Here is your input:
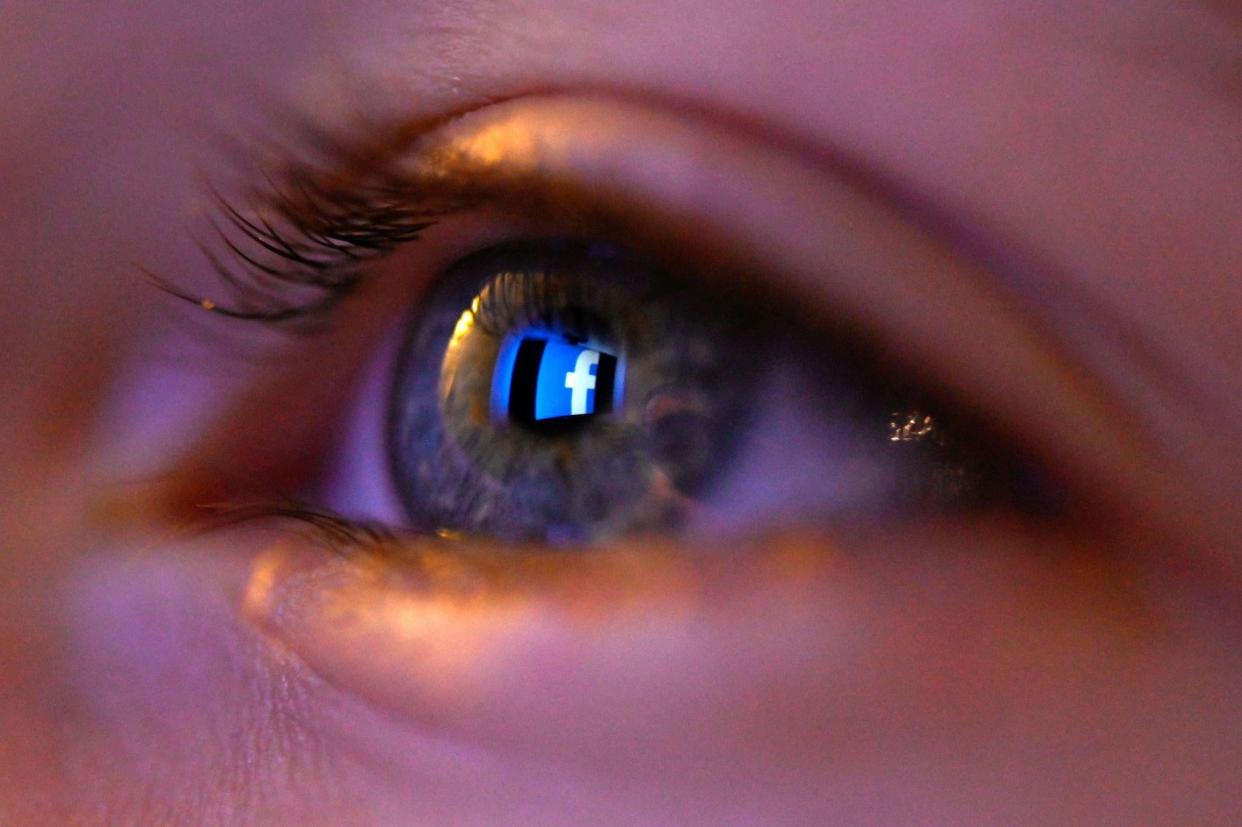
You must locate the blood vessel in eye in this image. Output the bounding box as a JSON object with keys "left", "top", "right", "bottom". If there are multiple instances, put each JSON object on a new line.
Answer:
{"left": 492, "top": 332, "right": 619, "bottom": 426}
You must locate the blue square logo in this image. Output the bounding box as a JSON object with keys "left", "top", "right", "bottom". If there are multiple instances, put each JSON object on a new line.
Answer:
{"left": 492, "top": 334, "right": 619, "bottom": 425}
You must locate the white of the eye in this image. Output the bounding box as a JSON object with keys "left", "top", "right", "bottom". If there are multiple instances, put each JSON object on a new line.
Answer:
{"left": 314, "top": 319, "right": 408, "bottom": 526}
{"left": 690, "top": 359, "right": 909, "bottom": 539}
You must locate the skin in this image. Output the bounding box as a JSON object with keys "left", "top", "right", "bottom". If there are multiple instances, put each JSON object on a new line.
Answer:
{"left": 1, "top": 0, "right": 1239, "bottom": 823}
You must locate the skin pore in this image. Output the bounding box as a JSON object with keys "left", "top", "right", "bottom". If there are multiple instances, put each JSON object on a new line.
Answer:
{"left": 0, "top": 0, "right": 1239, "bottom": 823}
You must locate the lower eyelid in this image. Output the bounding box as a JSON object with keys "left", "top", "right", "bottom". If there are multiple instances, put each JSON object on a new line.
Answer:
{"left": 238, "top": 517, "right": 1152, "bottom": 767}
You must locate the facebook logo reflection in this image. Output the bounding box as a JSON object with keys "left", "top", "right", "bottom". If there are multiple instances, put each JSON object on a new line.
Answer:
{"left": 493, "top": 334, "right": 619, "bottom": 425}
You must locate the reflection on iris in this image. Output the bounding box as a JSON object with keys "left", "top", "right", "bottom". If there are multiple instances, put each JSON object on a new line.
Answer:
{"left": 490, "top": 333, "right": 621, "bottom": 426}
{"left": 888, "top": 411, "right": 939, "bottom": 444}
{"left": 389, "top": 240, "right": 753, "bottom": 545}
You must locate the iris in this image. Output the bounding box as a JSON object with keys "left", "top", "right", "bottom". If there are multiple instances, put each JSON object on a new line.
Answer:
{"left": 388, "top": 240, "right": 753, "bottom": 544}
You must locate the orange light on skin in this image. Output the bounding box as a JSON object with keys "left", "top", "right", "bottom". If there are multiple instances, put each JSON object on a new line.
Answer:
{"left": 243, "top": 543, "right": 541, "bottom": 709}
{"left": 242, "top": 543, "right": 292, "bottom": 618}
{"left": 240, "top": 528, "right": 860, "bottom": 725}
{"left": 243, "top": 528, "right": 848, "bottom": 661}
{"left": 444, "top": 121, "right": 545, "bottom": 172}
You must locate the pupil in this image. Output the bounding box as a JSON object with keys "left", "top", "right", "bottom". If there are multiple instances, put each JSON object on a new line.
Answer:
{"left": 493, "top": 332, "right": 621, "bottom": 429}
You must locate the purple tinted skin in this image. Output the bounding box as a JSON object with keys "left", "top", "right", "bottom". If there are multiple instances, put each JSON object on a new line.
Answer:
{"left": 0, "top": 1, "right": 1240, "bottom": 824}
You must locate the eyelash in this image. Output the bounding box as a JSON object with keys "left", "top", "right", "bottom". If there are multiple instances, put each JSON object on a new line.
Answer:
{"left": 150, "top": 127, "right": 463, "bottom": 327}
{"left": 191, "top": 501, "right": 398, "bottom": 551}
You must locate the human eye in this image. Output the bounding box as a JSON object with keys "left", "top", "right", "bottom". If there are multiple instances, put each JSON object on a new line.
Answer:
{"left": 126, "top": 94, "right": 1199, "bottom": 775}
{"left": 150, "top": 94, "right": 1114, "bottom": 553}
{"left": 334, "top": 232, "right": 1050, "bottom": 547}
{"left": 18, "top": 2, "right": 1239, "bottom": 818}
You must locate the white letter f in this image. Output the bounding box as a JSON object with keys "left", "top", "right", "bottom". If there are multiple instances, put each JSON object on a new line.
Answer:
{"left": 564, "top": 349, "right": 600, "bottom": 415}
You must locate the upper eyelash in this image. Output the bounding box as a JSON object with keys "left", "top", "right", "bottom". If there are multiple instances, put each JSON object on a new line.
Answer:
{"left": 154, "top": 97, "right": 734, "bottom": 332}
{"left": 149, "top": 119, "right": 470, "bottom": 328}
{"left": 151, "top": 189, "right": 432, "bottom": 327}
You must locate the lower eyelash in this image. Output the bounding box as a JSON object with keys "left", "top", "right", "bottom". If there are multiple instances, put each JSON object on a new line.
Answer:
{"left": 177, "top": 501, "right": 396, "bottom": 553}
